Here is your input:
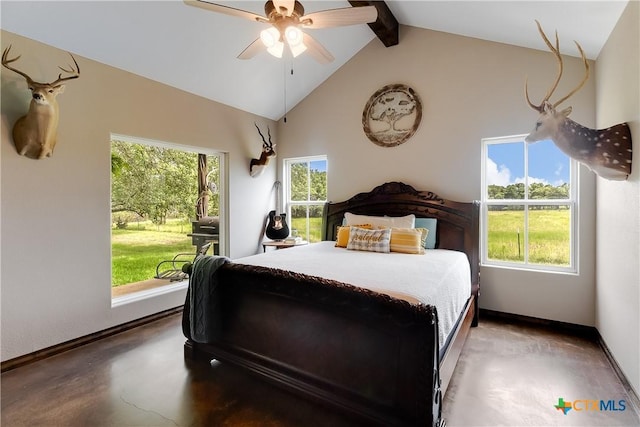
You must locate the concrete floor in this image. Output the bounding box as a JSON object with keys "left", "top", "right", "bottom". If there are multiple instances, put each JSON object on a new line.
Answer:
{"left": 2, "top": 312, "right": 638, "bottom": 426}
{"left": 443, "top": 316, "right": 639, "bottom": 426}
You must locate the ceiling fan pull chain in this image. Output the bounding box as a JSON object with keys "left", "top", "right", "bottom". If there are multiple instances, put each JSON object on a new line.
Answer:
{"left": 283, "top": 59, "right": 287, "bottom": 123}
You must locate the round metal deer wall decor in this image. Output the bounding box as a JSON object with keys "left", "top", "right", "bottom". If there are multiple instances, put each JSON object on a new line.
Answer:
{"left": 524, "top": 21, "right": 632, "bottom": 181}
{"left": 362, "top": 84, "right": 422, "bottom": 147}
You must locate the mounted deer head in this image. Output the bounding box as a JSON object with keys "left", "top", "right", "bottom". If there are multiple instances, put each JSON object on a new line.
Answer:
{"left": 2, "top": 45, "right": 80, "bottom": 159}
{"left": 250, "top": 123, "right": 276, "bottom": 177}
{"left": 525, "top": 21, "right": 632, "bottom": 181}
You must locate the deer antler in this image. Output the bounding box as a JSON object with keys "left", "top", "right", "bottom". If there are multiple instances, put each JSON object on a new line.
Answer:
{"left": 552, "top": 41, "right": 589, "bottom": 108}
{"left": 255, "top": 122, "right": 268, "bottom": 147}
{"left": 2, "top": 45, "right": 80, "bottom": 86}
{"left": 525, "top": 20, "right": 590, "bottom": 112}
{"left": 266, "top": 126, "right": 273, "bottom": 148}
{"left": 51, "top": 52, "right": 80, "bottom": 86}
{"left": 525, "top": 20, "right": 563, "bottom": 112}
{"left": 255, "top": 123, "right": 273, "bottom": 148}
{"left": 1, "top": 45, "right": 34, "bottom": 84}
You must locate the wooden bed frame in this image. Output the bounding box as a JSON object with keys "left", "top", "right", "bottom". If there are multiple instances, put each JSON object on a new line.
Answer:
{"left": 183, "top": 182, "right": 480, "bottom": 427}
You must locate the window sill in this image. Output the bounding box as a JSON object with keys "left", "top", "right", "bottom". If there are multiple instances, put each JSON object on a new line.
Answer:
{"left": 481, "top": 262, "right": 578, "bottom": 276}
{"left": 111, "top": 280, "right": 188, "bottom": 308}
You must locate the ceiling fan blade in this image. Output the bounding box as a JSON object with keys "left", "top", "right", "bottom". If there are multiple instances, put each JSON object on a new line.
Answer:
{"left": 302, "top": 33, "right": 334, "bottom": 64}
{"left": 237, "top": 38, "right": 265, "bottom": 60}
{"left": 272, "top": 0, "right": 296, "bottom": 17}
{"left": 301, "top": 5, "right": 377, "bottom": 29}
{"left": 183, "top": 0, "right": 267, "bottom": 23}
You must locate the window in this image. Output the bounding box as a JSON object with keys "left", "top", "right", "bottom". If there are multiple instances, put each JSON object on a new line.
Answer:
{"left": 284, "top": 156, "right": 327, "bottom": 243}
{"left": 481, "top": 135, "right": 577, "bottom": 272}
{"left": 110, "top": 134, "right": 226, "bottom": 300}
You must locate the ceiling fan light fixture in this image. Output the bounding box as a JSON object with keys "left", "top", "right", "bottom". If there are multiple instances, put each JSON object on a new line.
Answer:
{"left": 289, "top": 41, "right": 307, "bottom": 57}
{"left": 260, "top": 27, "right": 284, "bottom": 58}
{"left": 260, "top": 27, "right": 280, "bottom": 48}
{"left": 267, "top": 41, "right": 285, "bottom": 58}
{"left": 185, "top": 0, "right": 378, "bottom": 64}
{"left": 284, "top": 25, "right": 303, "bottom": 46}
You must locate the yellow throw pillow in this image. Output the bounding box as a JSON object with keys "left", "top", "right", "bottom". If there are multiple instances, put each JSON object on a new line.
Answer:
{"left": 416, "top": 227, "right": 429, "bottom": 248}
{"left": 390, "top": 227, "right": 427, "bottom": 254}
{"left": 335, "top": 224, "right": 373, "bottom": 247}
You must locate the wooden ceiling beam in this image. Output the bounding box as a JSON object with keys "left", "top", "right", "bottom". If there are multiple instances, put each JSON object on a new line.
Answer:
{"left": 348, "top": 1, "right": 399, "bottom": 47}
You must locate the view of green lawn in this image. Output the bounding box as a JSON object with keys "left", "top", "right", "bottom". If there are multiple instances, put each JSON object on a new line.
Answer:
{"left": 290, "top": 216, "right": 323, "bottom": 242}
{"left": 112, "top": 210, "right": 570, "bottom": 286}
{"left": 487, "top": 209, "right": 570, "bottom": 265}
{"left": 111, "top": 219, "right": 194, "bottom": 286}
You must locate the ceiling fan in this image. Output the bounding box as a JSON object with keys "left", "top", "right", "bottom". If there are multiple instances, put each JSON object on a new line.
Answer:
{"left": 184, "top": 0, "right": 378, "bottom": 64}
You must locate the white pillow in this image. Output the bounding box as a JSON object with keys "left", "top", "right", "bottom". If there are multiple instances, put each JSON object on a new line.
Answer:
{"left": 386, "top": 214, "right": 415, "bottom": 228}
{"left": 344, "top": 212, "right": 391, "bottom": 228}
{"left": 344, "top": 212, "right": 415, "bottom": 228}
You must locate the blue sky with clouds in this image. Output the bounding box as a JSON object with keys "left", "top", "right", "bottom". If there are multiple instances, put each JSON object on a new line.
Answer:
{"left": 487, "top": 139, "right": 569, "bottom": 186}
{"left": 310, "top": 159, "right": 327, "bottom": 172}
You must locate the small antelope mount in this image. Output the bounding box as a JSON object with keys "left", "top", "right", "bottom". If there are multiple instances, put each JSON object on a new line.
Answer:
{"left": 2, "top": 45, "right": 80, "bottom": 160}
{"left": 250, "top": 123, "right": 276, "bottom": 177}
{"left": 525, "top": 21, "right": 632, "bottom": 181}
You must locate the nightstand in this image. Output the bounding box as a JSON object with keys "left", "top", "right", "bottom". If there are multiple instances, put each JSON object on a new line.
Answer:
{"left": 262, "top": 240, "right": 308, "bottom": 252}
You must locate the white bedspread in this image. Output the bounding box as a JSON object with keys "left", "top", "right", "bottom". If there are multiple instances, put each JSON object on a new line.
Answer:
{"left": 234, "top": 241, "right": 471, "bottom": 348}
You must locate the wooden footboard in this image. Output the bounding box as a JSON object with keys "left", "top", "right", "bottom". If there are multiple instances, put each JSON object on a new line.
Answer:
{"left": 184, "top": 263, "right": 457, "bottom": 427}
{"left": 183, "top": 182, "right": 479, "bottom": 427}
{"left": 440, "top": 295, "right": 475, "bottom": 396}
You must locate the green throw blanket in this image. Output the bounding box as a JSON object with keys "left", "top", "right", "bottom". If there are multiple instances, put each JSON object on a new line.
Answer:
{"left": 189, "top": 255, "right": 230, "bottom": 343}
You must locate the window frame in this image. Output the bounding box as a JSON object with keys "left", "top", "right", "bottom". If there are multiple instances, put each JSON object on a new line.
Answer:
{"left": 283, "top": 155, "right": 328, "bottom": 243}
{"left": 480, "top": 134, "right": 579, "bottom": 274}
{"left": 110, "top": 133, "right": 228, "bottom": 305}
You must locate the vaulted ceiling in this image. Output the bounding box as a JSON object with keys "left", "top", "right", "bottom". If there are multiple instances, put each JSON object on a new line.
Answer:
{"left": 1, "top": 1, "right": 629, "bottom": 121}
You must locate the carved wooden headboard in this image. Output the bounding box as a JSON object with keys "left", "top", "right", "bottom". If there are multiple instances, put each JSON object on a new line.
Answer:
{"left": 322, "top": 181, "right": 480, "bottom": 289}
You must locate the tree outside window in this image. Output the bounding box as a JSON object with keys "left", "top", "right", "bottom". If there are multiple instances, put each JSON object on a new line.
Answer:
{"left": 111, "top": 136, "right": 223, "bottom": 291}
{"left": 285, "top": 156, "right": 327, "bottom": 243}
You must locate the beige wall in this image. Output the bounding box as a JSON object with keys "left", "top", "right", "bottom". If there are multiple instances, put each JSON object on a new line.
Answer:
{"left": 1, "top": 31, "right": 277, "bottom": 361}
{"left": 4, "top": 14, "right": 635, "bottom": 388}
{"left": 595, "top": 1, "right": 640, "bottom": 396}
{"left": 278, "top": 25, "right": 598, "bottom": 327}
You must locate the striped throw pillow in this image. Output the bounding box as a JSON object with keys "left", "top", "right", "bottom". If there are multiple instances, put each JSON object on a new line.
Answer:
{"left": 390, "top": 228, "right": 427, "bottom": 254}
